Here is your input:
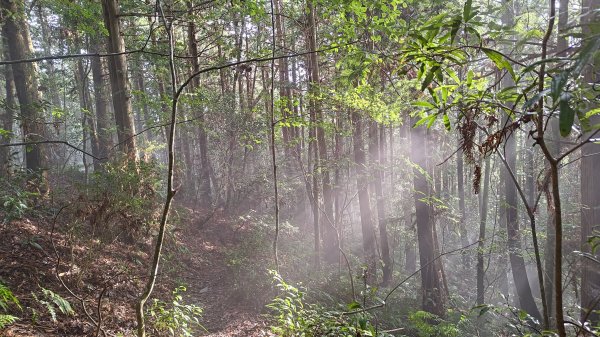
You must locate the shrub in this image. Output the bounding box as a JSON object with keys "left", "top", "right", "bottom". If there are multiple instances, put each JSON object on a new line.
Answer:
{"left": 267, "top": 271, "right": 390, "bottom": 337}
{"left": 147, "top": 286, "right": 204, "bottom": 337}
{"left": 0, "top": 283, "right": 20, "bottom": 329}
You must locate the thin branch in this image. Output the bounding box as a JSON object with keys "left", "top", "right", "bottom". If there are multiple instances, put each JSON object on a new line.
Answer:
{"left": 0, "top": 140, "right": 105, "bottom": 161}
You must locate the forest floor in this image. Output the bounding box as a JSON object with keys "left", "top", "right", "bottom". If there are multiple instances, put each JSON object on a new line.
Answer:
{"left": 0, "top": 206, "right": 275, "bottom": 336}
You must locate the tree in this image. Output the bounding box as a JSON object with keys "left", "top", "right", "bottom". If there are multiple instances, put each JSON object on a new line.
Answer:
{"left": 580, "top": 0, "right": 600, "bottom": 326}
{"left": 101, "top": 0, "right": 137, "bottom": 160}
{"left": 352, "top": 109, "right": 377, "bottom": 285}
{"left": 1, "top": 0, "right": 47, "bottom": 182}
{"left": 411, "top": 122, "right": 446, "bottom": 317}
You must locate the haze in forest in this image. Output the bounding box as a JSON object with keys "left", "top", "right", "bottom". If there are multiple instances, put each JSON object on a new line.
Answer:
{"left": 0, "top": 0, "right": 599, "bottom": 336}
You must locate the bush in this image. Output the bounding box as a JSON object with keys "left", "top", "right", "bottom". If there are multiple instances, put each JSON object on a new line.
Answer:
{"left": 0, "top": 173, "right": 39, "bottom": 224}
{"left": 267, "top": 271, "right": 391, "bottom": 337}
{"left": 147, "top": 286, "right": 204, "bottom": 337}
{"left": 77, "top": 159, "right": 162, "bottom": 242}
{"left": 0, "top": 283, "right": 20, "bottom": 329}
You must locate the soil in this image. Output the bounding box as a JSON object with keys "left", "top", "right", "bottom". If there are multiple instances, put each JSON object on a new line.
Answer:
{"left": 0, "top": 206, "right": 275, "bottom": 336}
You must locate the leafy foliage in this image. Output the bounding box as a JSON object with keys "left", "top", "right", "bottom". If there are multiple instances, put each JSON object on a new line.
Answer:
{"left": 0, "top": 283, "right": 20, "bottom": 329}
{"left": 267, "top": 271, "right": 390, "bottom": 337}
{"left": 31, "top": 288, "right": 74, "bottom": 323}
{"left": 147, "top": 286, "right": 204, "bottom": 337}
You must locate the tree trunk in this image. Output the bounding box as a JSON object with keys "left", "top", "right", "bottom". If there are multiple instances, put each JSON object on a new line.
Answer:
{"left": 1, "top": 0, "right": 47, "bottom": 182}
{"left": 369, "top": 120, "right": 392, "bottom": 285}
{"left": 186, "top": 8, "right": 212, "bottom": 207}
{"left": 580, "top": 0, "right": 600, "bottom": 326}
{"left": 306, "top": 0, "right": 337, "bottom": 263}
{"left": 101, "top": 0, "right": 137, "bottom": 160}
{"left": 90, "top": 38, "right": 113, "bottom": 168}
{"left": 410, "top": 123, "right": 446, "bottom": 317}
{"left": 476, "top": 157, "right": 490, "bottom": 305}
{"left": 504, "top": 126, "right": 541, "bottom": 320}
{"left": 0, "top": 36, "right": 15, "bottom": 176}
{"left": 457, "top": 148, "right": 470, "bottom": 268}
{"left": 351, "top": 110, "right": 377, "bottom": 285}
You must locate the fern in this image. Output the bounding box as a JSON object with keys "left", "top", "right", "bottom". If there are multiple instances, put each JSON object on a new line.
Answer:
{"left": 0, "top": 283, "right": 20, "bottom": 329}
{"left": 0, "top": 314, "right": 19, "bottom": 329}
{"left": 41, "top": 288, "right": 74, "bottom": 316}
{"left": 32, "top": 288, "right": 74, "bottom": 322}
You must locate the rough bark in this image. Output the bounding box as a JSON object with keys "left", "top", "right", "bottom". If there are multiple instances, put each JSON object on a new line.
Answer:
{"left": 1, "top": 0, "right": 47, "bottom": 179}
{"left": 0, "top": 35, "right": 15, "bottom": 176}
{"left": 410, "top": 124, "right": 446, "bottom": 317}
{"left": 101, "top": 0, "right": 137, "bottom": 160}
{"left": 90, "top": 38, "right": 113, "bottom": 167}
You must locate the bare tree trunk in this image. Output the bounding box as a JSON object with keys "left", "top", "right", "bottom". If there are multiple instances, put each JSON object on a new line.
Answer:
{"left": 306, "top": 0, "right": 337, "bottom": 263}
{"left": 1, "top": 0, "right": 47, "bottom": 185}
{"left": 580, "top": 0, "right": 600, "bottom": 326}
{"left": 352, "top": 110, "right": 377, "bottom": 285}
{"left": 101, "top": 0, "right": 137, "bottom": 160}
{"left": 90, "top": 38, "right": 113, "bottom": 168}
{"left": 411, "top": 124, "right": 446, "bottom": 317}
{"left": 369, "top": 121, "right": 392, "bottom": 285}
{"left": 476, "top": 157, "right": 490, "bottom": 305}
{"left": 0, "top": 37, "right": 15, "bottom": 176}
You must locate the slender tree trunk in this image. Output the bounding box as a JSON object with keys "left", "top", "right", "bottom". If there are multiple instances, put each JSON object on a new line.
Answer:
{"left": 476, "top": 157, "right": 490, "bottom": 305}
{"left": 457, "top": 148, "right": 470, "bottom": 268}
{"left": 306, "top": 0, "right": 337, "bottom": 263}
{"left": 411, "top": 123, "right": 446, "bottom": 317}
{"left": 0, "top": 37, "right": 15, "bottom": 176}
{"left": 369, "top": 121, "right": 392, "bottom": 285}
{"left": 90, "top": 38, "right": 112, "bottom": 168}
{"left": 186, "top": 8, "right": 212, "bottom": 207}
{"left": 504, "top": 126, "right": 541, "bottom": 320}
{"left": 352, "top": 110, "right": 377, "bottom": 285}
{"left": 101, "top": 0, "right": 137, "bottom": 160}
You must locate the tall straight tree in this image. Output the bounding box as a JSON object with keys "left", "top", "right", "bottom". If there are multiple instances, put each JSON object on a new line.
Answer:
{"left": 351, "top": 109, "right": 377, "bottom": 284}
{"left": 410, "top": 122, "right": 446, "bottom": 317}
{"left": 1, "top": 0, "right": 46, "bottom": 180}
{"left": 186, "top": 1, "right": 212, "bottom": 206}
{"left": 306, "top": 0, "right": 337, "bottom": 263}
{"left": 101, "top": 0, "right": 137, "bottom": 160}
{"left": 90, "top": 38, "right": 113, "bottom": 167}
{"left": 369, "top": 120, "right": 392, "bottom": 285}
{"left": 0, "top": 34, "right": 15, "bottom": 176}
{"left": 580, "top": 0, "right": 600, "bottom": 325}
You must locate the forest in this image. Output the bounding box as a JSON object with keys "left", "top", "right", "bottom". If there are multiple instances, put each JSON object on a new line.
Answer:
{"left": 0, "top": 0, "right": 598, "bottom": 335}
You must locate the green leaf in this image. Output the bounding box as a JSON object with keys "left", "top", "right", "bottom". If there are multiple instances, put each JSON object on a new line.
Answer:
{"left": 559, "top": 93, "right": 575, "bottom": 137}
{"left": 443, "top": 113, "right": 451, "bottom": 130}
{"left": 450, "top": 17, "right": 462, "bottom": 44}
{"left": 550, "top": 72, "right": 569, "bottom": 101}
{"left": 421, "top": 65, "right": 440, "bottom": 91}
{"left": 414, "top": 101, "right": 436, "bottom": 109}
{"left": 463, "top": 0, "right": 473, "bottom": 22}
{"left": 347, "top": 301, "right": 361, "bottom": 310}
{"left": 482, "top": 48, "right": 515, "bottom": 80}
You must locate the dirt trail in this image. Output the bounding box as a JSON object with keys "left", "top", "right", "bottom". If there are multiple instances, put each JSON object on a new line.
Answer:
{"left": 169, "top": 209, "right": 274, "bottom": 337}
{"left": 0, "top": 208, "right": 275, "bottom": 336}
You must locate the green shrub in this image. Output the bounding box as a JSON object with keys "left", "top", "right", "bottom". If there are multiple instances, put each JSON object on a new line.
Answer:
{"left": 267, "top": 271, "right": 390, "bottom": 337}
{"left": 147, "top": 286, "right": 204, "bottom": 337}
{"left": 80, "top": 159, "right": 162, "bottom": 242}
{"left": 0, "top": 283, "right": 20, "bottom": 329}
{"left": 407, "top": 310, "right": 460, "bottom": 337}
{"left": 0, "top": 174, "right": 39, "bottom": 224}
